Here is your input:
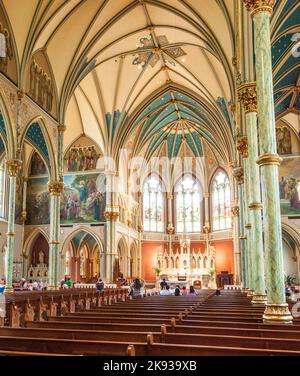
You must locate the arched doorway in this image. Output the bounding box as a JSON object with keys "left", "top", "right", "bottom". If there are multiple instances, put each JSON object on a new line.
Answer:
{"left": 129, "top": 242, "right": 138, "bottom": 278}
{"left": 114, "top": 237, "right": 127, "bottom": 282}
{"left": 27, "top": 233, "right": 49, "bottom": 282}
{"left": 61, "top": 229, "right": 104, "bottom": 283}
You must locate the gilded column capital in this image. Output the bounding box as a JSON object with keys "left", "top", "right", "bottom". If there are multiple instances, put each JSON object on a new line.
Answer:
{"left": 104, "top": 211, "right": 119, "bottom": 221}
{"left": 48, "top": 181, "right": 64, "bottom": 196}
{"left": 23, "top": 176, "right": 29, "bottom": 183}
{"left": 231, "top": 205, "right": 240, "bottom": 217}
{"left": 238, "top": 82, "right": 257, "bottom": 113}
{"left": 236, "top": 136, "right": 248, "bottom": 158}
{"left": 203, "top": 225, "right": 211, "bottom": 234}
{"left": 257, "top": 153, "right": 282, "bottom": 167}
{"left": 21, "top": 210, "right": 27, "bottom": 224}
{"left": 57, "top": 124, "right": 66, "bottom": 133}
{"left": 6, "top": 159, "right": 22, "bottom": 177}
{"left": 232, "top": 166, "right": 244, "bottom": 185}
{"left": 245, "top": 223, "right": 252, "bottom": 229}
{"left": 243, "top": 0, "right": 275, "bottom": 16}
{"left": 167, "top": 194, "right": 173, "bottom": 200}
{"left": 137, "top": 224, "right": 143, "bottom": 233}
{"left": 203, "top": 192, "right": 210, "bottom": 198}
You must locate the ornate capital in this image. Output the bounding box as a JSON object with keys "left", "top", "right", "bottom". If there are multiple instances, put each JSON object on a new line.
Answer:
{"left": 137, "top": 224, "right": 143, "bottom": 233}
{"left": 257, "top": 153, "right": 282, "bottom": 167}
{"left": 238, "top": 82, "right": 257, "bottom": 113}
{"left": 57, "top": 124, "right": 66, "bottom": 133}
{"left": 231, "top": 205, "right": 240, "bottom": 217}
{"left": 236, "top": 136, "right": 248, "bottom": 158}
{"left": 203, "top": 225, "right": 211, "bottom": 234}
{"left": 6, "top": 159, "right": 22, "bottom": 177}
{"left": 167, "top": 223, "right": 174, "bottom": 235}
{"left": 232, "top": 166, "right": 244, "bottom": 185}
{"left": 203, "top": 192, "right": 210, "bottom": 198}
{"left": 104, "top": 211, "right": 119, "bottom": 221}
{"left": 48, "top": 181, "right": 64, "bottom": 196}
{"left": 167, "top": 194, "right": 173, "bottom": 200}
{"left": 243, "top": 0, "right": 275, "bottom": 16}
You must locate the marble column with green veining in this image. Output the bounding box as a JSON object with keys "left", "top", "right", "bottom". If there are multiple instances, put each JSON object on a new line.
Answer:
{"left": 48, "top": 181, "right": 64, "bottom": 289}
{"left": 4, "top": 160, "right": 22, "bottom": 292}
{"left": 238, "top": 82, "right": 267, "bottom": 304}
{"left": 238, "top": 184, "right": 246, "bottom": 287}
{"left": 243, "top": 0, "right": 292, "bottom": 322}
{"left": 105, "top": 172, "right": 119, "bottom": 283}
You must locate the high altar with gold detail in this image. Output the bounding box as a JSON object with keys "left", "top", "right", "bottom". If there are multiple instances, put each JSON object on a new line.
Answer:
{"left": 156, "top": 236, "right": 217, "bottom": 289}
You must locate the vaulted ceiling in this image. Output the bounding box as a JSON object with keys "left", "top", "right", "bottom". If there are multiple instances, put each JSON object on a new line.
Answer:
{"left": 1, "top": 0, "right": 298, "bottom": 164}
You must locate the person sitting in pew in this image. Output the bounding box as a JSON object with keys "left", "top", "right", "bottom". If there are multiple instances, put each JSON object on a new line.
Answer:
{"left": 181, "top": 286, "right": 187, "bottom": 295}
{"left": 215, "top": 288, "right": 221, "bottom": 296}
{"left": 96, "top": 278, "right": 105, "bottom": 294}
{"left": 188, "top": 286, "right": 198, "bottom": 296}
{"left": 129, "top": 278, "right": 144, "bottom": 299}
{"left": 0, "top": 278, "right": 5, "bottom": 294}
{"left": 174, "top": 285, "right": 181, "bottom": 296}
{"left": 160, "top": 285, "right": 173, "bottom": 296}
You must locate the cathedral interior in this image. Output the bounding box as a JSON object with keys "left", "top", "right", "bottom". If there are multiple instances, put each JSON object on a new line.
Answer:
{"left": 0, "top": 0, "right": 299, "bottom": 358}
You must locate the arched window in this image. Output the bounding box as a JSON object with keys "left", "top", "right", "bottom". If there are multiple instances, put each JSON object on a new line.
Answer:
{"left": 0, "top": 159, "right": 7, "bottom": 219}
{"left": 143, "top": 175, "right": 164, "bottom": 232}
{"left": 211, "top": 170, "right": 231, "bottom": 231}
{"left": 175, "top": 175, "right": 201, "bottom": 233}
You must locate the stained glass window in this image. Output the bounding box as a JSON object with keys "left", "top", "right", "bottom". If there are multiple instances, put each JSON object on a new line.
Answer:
{"left": 0, "top": 159, "right": 7, "bottom": 219}
{"left": 143, "top": 175, "right": 164, "bottom": 232}
{"left": 211, "top": 170, "right": 231, "bottom": 231}
{"left": 175, "top": 175, "right": 201, "bottom": 233}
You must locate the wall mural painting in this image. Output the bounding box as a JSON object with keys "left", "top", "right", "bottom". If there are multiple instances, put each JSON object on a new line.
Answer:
{"left": 30, "top": 152, "right": 47, "bottom": 176}
{"left": 61, "top": 173, "right": 106, "bottom": 224}
{"left": 26, "top": 173, "right": 107, "bottom": 225}
{"left": 276, "top": 126, "right": 292, "bottom": 155}
{"left": 15, "top": 170, "right": 23, "bottom": 225}
{"left": 279, "top": 157, "right": 300, "bottom": 216}
{"left": 29, "top": 59, "right": 53, "bottom": 112}
{"left": 26, "top": 177, "right": 50, "bottom": 225}
{"left": 65, "top": 145, "right": 100, "bottom": 172}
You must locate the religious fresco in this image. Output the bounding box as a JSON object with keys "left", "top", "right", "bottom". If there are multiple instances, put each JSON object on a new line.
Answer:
{"left": 65, "top": 145, "right": 99, "bottom": 172}
{"left": 14, "top": 170, "right": 23, "bottom": 225}
{"left": 30, "top": 152, "right": 47, "bottom": 176}
{"left": 276, "top": 125, "right": 292, "bottom": 155}
{"left": 61, "top": 173, "right": 106, "bottom": 224}
{"left": 279, "top": 157, "right": 300, "bottom": 216}
{"left": 26, "top": 177, "right": 50, "bottom": 225}
{"left": 26, "top": 173, "right": 107, "bottom": 225}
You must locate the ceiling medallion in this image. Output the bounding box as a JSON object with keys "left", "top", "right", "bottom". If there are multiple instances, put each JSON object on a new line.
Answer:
{"left": 132, "top": 35, "right": 186, "bottom": 68}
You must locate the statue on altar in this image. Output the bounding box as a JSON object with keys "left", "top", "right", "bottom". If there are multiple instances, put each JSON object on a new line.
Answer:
{"left": 38, "top": 250, "right": 44, "bottom": 265}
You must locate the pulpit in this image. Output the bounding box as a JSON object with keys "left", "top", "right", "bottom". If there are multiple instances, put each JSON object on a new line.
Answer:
{"left": 216, "top": 271, "right": 233, "bottom": 288}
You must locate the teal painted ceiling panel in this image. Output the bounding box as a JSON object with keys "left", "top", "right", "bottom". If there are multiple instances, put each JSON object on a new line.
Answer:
{"left": 26, "top": 123, "right": 49, "bottom": 163}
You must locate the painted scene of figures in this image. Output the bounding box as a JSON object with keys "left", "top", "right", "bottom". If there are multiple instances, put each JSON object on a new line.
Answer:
{"left": 61, "top": 173, "right": 106, "bottom": 223}
{"left": 279, "top": 157, "right": 300, "bottom": 215}
{"left": 30, "top": 152, "right": 47, "bottom": 176}
{"left": 276, "top": 126, "right": 292, "bottom": 155}
{"left": 26, "top": 177, "right": 50, "bottom": 225}
{"left": 65, "top": 145, "right": 100, "bottom": 172}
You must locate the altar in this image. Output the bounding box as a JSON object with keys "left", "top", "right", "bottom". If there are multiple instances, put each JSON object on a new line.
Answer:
{"left": 156, "top": 236, "right": 216, "bottom": 289}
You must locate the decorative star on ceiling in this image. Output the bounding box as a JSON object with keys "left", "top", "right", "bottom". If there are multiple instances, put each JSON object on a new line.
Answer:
{"left": 132, "top": 35, "right": 186, "bottom": 68}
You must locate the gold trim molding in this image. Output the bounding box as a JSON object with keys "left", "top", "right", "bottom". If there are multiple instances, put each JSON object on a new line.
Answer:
{"left": 231, "top": 206, "right": 240, "bottom": 217}
{"left": 249, "top": 202, "right": 263, "bottom": 210}
{"left": 104, "top": 211, "right": 119, "bottom": 221}
{"left": 245, "top": 223, "right": 252, "bottom": 229}
{"left": 238, "top": 82, "right": 257, "bottom": 113}
{"left": 257, "top": 153, "right": 282, "bottom": 167}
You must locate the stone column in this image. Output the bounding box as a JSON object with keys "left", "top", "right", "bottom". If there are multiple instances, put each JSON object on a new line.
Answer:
{"left": 243, "top": 0, "right": 292, "bottom": 323}
{"left": 231, "top": 204, "right": 241, "bottom": 285}
{"left": 104, "top": 171, "right": 119, "bottom": 283}
{"left": 4, "top": 160, "right": 22, "bottom": 292}
{"left": 233, "top": 167, "right": 247, "bottom": 288}
{"left": 48, "top": 181, "right": 64, "bottom": 289}
{"left": 21, "top": 177, "right": 28, "bottom": 225}
{"left": 238, "top": 82, "right": 267, "bottom": 305}
{"left": 166, "top": 194, "right": 174, "bottom": 252}
{"left": 203, "top": 192, "right": 210, "bottom": 230}
{"left": 57, "top": 125, "right": 66, "bottom": 179}
{"left": 137, "top": 226, "right": 142, "bottom": 278}
{"left": 236, "top": 139, "right": 254, "bottom": 295}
